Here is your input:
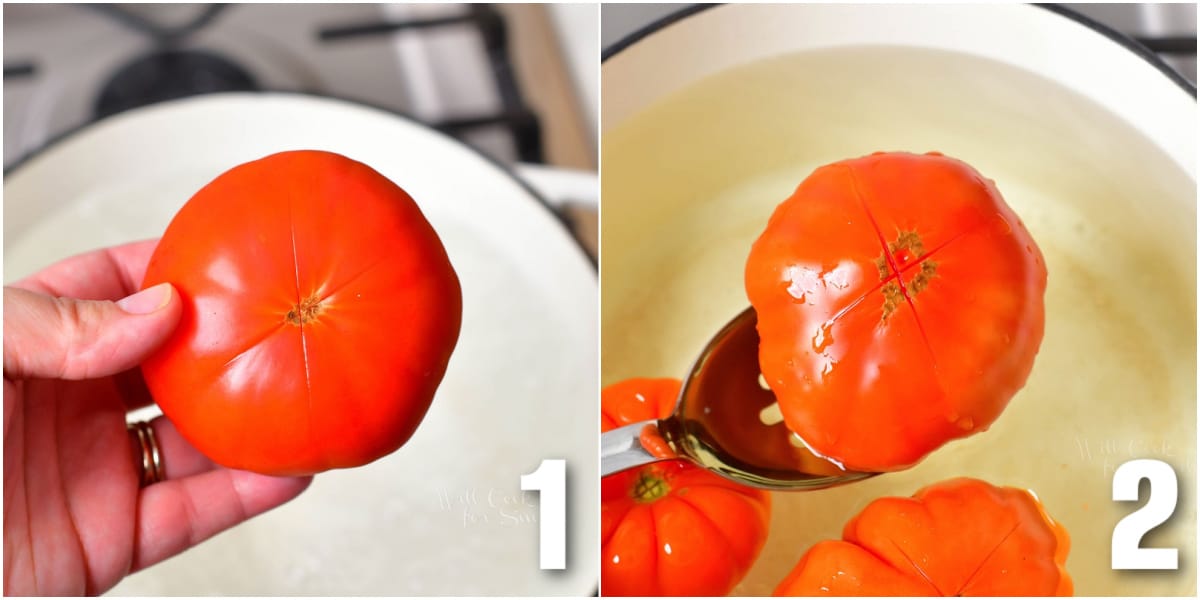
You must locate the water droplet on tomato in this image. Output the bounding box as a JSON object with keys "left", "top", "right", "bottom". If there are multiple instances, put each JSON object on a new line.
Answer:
{"left": 663, "top": 543, "right": 673, "bottom": 555}
{"left": 956, "top": 416, "right": 974, "bottom": 430}
{"left": 785, "top": 265, "right": 820, "bottom": 302}
{"left": 822, "top": 262, "right": 854, "bottom": 290}
{"left": 812, "top": 322, "right": 834, "bottom": 352}
{"left": 612, "top": 554, "right": 620, "bottom": 564}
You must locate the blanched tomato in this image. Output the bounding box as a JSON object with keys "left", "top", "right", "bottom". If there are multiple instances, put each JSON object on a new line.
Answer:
{"left": 745, "top": 152, "right": 1046, "bottom": 472}
{"left": 142, "top": 150, "right": 462, "bottom": 476}
{"left": 774, "top": 477, "right": 1072, "bottom": 596}
{"left": 601, "top": 378, "right": 771, "bottom": 596}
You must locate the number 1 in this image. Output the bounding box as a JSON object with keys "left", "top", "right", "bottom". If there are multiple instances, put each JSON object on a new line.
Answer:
{"left": 521, "top": 459, "right": 566, "bottom": 570}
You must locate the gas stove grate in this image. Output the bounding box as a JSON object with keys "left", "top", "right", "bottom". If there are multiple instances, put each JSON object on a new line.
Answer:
{"left": 316, "top": 5, "right": 544, "bottom": 163}
{"left": 2, "top": 3, "right": 546, "bottom": 167}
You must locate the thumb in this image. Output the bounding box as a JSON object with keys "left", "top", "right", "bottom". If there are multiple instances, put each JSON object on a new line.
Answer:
{"left": 3, "top": 283, "right": 182, "bottom": 380}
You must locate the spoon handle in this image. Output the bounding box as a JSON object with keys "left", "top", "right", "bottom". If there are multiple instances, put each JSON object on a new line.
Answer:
{"left": 601, "top": 421, "right": 672, "bottom": 476}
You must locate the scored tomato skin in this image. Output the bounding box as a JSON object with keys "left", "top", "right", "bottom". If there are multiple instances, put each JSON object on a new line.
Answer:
{"left": 141, "top": 150, "right": 462, "bottom": 476}
{"left": 774, "top": 477, "right": 1073, "bottom": 596}
{"left": 745, "top": 151, "right": 1047, "bottom": 472}
{"left": 601, "top": 378, "right": 771, "bottom": 597}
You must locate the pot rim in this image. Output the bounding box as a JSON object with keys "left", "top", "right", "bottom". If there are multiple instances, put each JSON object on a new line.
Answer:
{"left": 602, "top": 3, "right": 1195, "bottom": 99}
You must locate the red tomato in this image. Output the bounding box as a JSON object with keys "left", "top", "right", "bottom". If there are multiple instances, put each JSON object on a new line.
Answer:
{"left": 142, "top": 150, "right": 462, "bottom": 476}
{"left": 745, "top": 152, "right": 1046, "bottom": 472}
{"left": 774, "top": 477, "right": 1072, "bottom": 596}
{"left": 601, "top": 378, "right": 771, "bottom": 596}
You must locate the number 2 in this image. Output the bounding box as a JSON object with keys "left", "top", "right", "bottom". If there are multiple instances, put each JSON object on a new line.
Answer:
{"left": 521, "top": 459, "right": 566, "bottom": 570}
{"left": 1111, "top": 459, "right": 1178, "bottom": 570}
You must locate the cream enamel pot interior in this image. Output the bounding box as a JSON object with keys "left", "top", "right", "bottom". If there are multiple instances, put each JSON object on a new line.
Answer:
{"left": 602, "top": 4, "right": 1195, "bottom": 596}
{"left": 4, "top": 93, "right": 597, "bottom": 595}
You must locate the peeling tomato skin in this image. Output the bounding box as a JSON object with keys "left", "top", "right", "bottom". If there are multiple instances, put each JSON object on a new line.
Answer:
{"left": 142, "top": 150, "right": 462, "bottom": 476}
{"left": 774, "top": 478, "right": 1072, "bottom": 597}
{"left": 746, "top": 152, "right": 1047, "bottom": 472}
{"left": 601, "top": 378, "right": 772, "bottom": 597}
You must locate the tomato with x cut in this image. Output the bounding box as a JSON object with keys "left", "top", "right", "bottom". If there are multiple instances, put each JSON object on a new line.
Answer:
{"left": 142, "top": 150, "right": 462, "bottom": 476}
{"left": 745, "top": 151, "right": 1046, "bottom": 472}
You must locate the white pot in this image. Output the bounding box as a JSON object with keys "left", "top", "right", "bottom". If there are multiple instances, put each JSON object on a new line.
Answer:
{"left": 602, "top": 4, "right": 1194, "bottom": 595}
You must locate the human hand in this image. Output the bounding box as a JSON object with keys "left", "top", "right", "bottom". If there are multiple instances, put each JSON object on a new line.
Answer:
{"left": 3, "top": 240, "right": 312, "bottom": 595}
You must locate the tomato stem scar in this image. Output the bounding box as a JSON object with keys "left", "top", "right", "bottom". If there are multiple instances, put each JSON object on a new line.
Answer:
{"left": 633, "top": 471, "right": 669, "bottom": 503}
{"left": 877, "top": 231, "right": 938, "bottom": 321}
{"left": 286, "top": 294, "right": 324, "bottom": 326}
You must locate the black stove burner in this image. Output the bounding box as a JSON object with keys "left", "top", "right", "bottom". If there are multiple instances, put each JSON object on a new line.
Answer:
{"left": 94, "top": 49, "right": 257, "bottom": 120}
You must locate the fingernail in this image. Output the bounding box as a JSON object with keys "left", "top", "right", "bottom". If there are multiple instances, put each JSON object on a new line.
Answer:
{"left": 117, "top": 283, "right": 173, "bottom": 315}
